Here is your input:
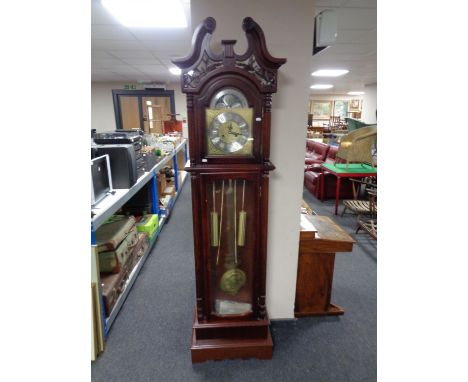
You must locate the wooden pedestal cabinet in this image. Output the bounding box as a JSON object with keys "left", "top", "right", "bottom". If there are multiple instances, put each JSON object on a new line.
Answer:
{"left": 295, "top": 214, "right": 355, "bottom": 317}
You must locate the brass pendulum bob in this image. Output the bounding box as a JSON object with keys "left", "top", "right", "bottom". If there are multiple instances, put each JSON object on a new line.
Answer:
{"left": 220, "top": 179, "right": 247, "bottom": 295}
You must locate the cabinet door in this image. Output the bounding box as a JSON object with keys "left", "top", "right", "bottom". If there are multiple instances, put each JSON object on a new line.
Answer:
{"left": 201, "top": 173, "right": 260, "bottom": 318}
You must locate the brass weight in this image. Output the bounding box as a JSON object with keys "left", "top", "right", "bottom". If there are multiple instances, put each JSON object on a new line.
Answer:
{"left": 210, "top": 183, "right": 219, "bottom": 246}
{"left": 237, "top": 180, "right": 246, "bottom": 246}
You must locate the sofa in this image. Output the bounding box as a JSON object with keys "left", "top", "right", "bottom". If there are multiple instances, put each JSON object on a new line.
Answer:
{"left": 304, "top": 141, "right": 354, "bottom": 200}
{"left": 305, "top": 140, "right": 329, "bottom": 165}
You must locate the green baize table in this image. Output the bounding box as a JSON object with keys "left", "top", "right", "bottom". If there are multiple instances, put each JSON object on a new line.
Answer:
{"left": 320, "top": 163, "right": 377, "bottom": 215}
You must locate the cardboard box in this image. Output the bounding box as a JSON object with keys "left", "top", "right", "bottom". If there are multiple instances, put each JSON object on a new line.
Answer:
{"left": 162, "top": 185, "right": 176, "bottom": 196}
{"left": 157, "top": 174, "right": 167, "bottom": 196}
{"left": 136, "top": 214, "right": 159, "bottom": 239}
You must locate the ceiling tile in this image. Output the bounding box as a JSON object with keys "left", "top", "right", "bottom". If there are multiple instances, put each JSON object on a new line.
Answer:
{"left": 140, "top": 39, "right": 191, "bottom": 52}
{"left": 91, "top": 1, "right": 119, "bottom": 25}
{"left": 328, "top": 43, "right": 376, "bottom": 55}
{"left": 336, "top": 29, "right": 376, "bottom": 44}
{"left": 341, "top": 0, "right": 376, "bottom": 8}
{"left": 108, "top": 50, "right": 155, "bottom": 59}
{"left": 315, "top": 0, "right": 347, "bottom": 7}
{"left": 133, "top": 65, "right": 168, "bottom": 74}
{"left": 337, "top": 8, "right": 377, "bottom": 29}
{"left": 91, "top": 39, "right": 145, "bottom": 50}
{"left": 91, "top": 57, "right": 126, "bottom": 67}
{"left": 91, "top": 25, "right": 136, "bottom": 41}
{"left": 130, "top": 28, "right": 192, "bottom": 41}
{"left": 91, "top": 50, "right": 114, "bottom": 59}
{"left": 119, "top": 57, "right": 164, "bottom": 66}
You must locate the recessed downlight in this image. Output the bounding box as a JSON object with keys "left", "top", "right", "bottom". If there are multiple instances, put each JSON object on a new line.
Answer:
{"left": 310, "top": 84, "right": 334, "bottom": 89}
{"left": 169, "top": 67, "right": 182, "bottom": 75}
{"left": 312, "top": 69, "right": 349, "bottom": 77}
{"left": 101, "top": 0, "right": 187, "bottom": 28}
{"left": 347, "top": 91, "right": 365, "bottom": 95}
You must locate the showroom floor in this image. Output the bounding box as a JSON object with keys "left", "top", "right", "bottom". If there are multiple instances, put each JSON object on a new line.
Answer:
{"left": 91, "top": 183, "right": 377, "bottom": 382}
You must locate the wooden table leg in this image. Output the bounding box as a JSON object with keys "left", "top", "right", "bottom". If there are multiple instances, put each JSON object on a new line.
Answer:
{"left": 320, "top": 172, "right": 324, "bottom": 202}
{"left": 335, "top": 176, "right": 341, "bottom": 215}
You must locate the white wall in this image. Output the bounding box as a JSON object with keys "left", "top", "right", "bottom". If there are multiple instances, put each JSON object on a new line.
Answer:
{"left": 91, "top": 82, "right": 122, "bottom": 133}
{"left": 361, "top": 84, "right": 377, "bottom": 124}
{"left": 91, "top": 81, "right": 188, "bottom": 136}
{"left": 310, "top": 94, "right": 362, "bottom": 102}
{"left": 192, "top": 0, "right": 315, "bottom": 319}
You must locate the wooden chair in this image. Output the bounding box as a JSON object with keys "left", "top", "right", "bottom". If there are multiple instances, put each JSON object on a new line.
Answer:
{"left": 356, "top": 188, "right": 377, "bottom": 240}
{"left": 329, "top": 116, "right": 341, "bottom": 128}
{"left": 341, "top": 177, "right": 377, "bottom": 217}
{"left": 323, "top": 116, "right": 348, "bottom": 145}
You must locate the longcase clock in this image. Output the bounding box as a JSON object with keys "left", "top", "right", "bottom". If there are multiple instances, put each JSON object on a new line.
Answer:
{"left": 172, "top": 17, "right": 286, "bottom": 363}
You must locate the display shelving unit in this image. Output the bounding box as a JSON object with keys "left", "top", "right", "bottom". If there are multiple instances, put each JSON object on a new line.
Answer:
{"left": 91, "top": 139, "right": 188, "bottom": 357}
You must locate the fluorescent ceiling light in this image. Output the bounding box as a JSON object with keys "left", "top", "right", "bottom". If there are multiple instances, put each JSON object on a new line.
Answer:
{"left": 101, "top": 0, "right": 187, "bottom": 28}
{"left": 310, "top": 84, "right": 334, "bottom": 89}
{"left": 169, "top": 67, "right": 182, "bottom": 75}
{"left": 312, "top": 69, "right": 349, "bottom": 77}
{"left": 348, "top": 91, "right": 365, "bottom": 95}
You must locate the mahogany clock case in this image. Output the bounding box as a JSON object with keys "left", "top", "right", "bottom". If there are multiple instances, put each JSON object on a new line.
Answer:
{"left": 172, "top": 16, "right": 286, "bottom": 363}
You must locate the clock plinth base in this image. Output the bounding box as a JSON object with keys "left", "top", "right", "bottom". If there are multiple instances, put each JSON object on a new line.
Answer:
{"left": 191, "top": 308, "right": 273, "bottom": 363}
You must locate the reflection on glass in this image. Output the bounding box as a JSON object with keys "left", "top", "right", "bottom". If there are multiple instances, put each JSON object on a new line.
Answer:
{"left": 334, "top": 100, "right": 349, "bottom": 119}
{"left": 208, "top": 178, "right": 254, "bottom": 316}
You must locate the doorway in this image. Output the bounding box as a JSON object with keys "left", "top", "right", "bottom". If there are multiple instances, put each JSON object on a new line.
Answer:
{"left": 112, "top": 89, "right": 175, "bottom": 134}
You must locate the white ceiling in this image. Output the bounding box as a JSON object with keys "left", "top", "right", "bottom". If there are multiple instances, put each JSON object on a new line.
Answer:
{"left": 312, "top": 0, "right": 376, "bottom": 94}
{"left": 91, "top": 0, "right": 192, "bottom": 83}
{"left": 91, "top": 0, "right": 376, "bottom": 94}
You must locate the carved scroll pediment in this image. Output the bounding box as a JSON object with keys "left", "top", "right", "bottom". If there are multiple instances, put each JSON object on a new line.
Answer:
{"left": 172, "top": 17, "right": 286, "bottom": 92}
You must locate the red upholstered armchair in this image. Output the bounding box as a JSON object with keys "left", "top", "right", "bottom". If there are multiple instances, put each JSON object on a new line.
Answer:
{"left": 304, "top": 145, "right": 354, "bottom": 200}
{"left": 305, "top": 141, "right": 330, "bottom": 165}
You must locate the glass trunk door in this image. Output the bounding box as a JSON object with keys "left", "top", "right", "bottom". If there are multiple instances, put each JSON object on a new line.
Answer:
{"left": 205, "top": 175, "right": 258, "bottom": 317}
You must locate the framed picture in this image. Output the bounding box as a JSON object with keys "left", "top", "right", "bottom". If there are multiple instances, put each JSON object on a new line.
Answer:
{"left": 349, "top": 99, "right": 361, "bottom": 111}
{"left": 311, "top": 100, "right": 333, "bottom": 120}
{"left": 333, "top": 100, "right": 349, "bottom": 119}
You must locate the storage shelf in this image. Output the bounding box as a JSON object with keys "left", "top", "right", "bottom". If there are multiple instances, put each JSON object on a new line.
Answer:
{"left": 92, "top": 138, "right": 188, "bottom": 348}
{"left": 106, "top": 215, "right": 167, "bottom": 329}
{"left": 92, "top": 139, "right": 186, "bottom": 230}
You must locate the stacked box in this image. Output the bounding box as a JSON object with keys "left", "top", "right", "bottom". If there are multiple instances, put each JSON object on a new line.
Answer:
{"left": 136, "top": 214, "right": 159, "bottom": 240}
{"left": 98, "top": 227, "right": 138, "bottom": 273}
{"left": 95, "top": 215, "right": 136, "bottom": 252}
{"left": 127, "top": 232, "right": 149, "bottom": 270}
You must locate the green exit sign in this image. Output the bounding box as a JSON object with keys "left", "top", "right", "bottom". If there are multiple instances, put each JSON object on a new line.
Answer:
{"left": 124, "top": 84, "right": 137, "bottom": 90}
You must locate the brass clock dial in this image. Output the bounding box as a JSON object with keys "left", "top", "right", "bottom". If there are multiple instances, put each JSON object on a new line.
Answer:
{"left": 206, "top": 108, "right": 253, "bottom": 156}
